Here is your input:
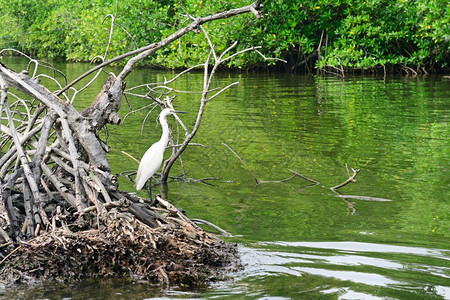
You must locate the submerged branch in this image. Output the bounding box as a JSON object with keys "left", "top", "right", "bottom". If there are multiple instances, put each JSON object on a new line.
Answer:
{"left": 222, "top": 143, "right": 317, "bottom": 185}
{"left": 191, "top": 219, "right": 232, "bottom": 237}
{"left": 222, "top": 142, "right": 260, "bottom": 184}
{"left": 288, "top": 169, "right": 320, "bottom": 185}
{"left": 334, "top": 194, "right": 393, "bottom": 202}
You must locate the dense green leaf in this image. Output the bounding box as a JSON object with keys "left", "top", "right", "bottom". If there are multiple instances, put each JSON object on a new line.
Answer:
{"left": 0, "top": 0, "right": 448, "bottom": 72}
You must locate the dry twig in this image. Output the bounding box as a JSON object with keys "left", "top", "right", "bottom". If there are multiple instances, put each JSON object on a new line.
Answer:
{"left": 330, "top": 166, "right": 360, "bottom": 191}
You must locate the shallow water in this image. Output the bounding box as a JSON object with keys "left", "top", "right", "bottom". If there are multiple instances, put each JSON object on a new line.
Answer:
{"left": 1, "top": 56, "right": 449, "bottom": 299}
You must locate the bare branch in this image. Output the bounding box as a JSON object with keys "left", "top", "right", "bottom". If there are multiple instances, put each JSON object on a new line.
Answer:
{"left": 222, "top": 142, "right": 260, "bottom": 184}
{"left": 120, "top": 150, "right": 140, "bottom": 164}
{"left": 206, "top": 82, "right": 239, "bottom": 102}
{"left": 191, "top": 218, "right": 232, "bottom": 237}
{"left": 330, "top": 167, "right": 360, "bottom": 191}
{"left": 2, "top": 91, "right": 48, "bottom": 228}
{"left": 222, "top": 143, "right": 310, "bottom": 185}
{"left": 288, "top": 169, "right": 320, "bottom": 185}
{"left": 334, "top": 194, "right": 393, "bottom": 202}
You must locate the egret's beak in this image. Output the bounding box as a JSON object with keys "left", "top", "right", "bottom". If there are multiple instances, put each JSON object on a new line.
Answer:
{"left": 173, "top": 110, "right": 188, "bottom": 114}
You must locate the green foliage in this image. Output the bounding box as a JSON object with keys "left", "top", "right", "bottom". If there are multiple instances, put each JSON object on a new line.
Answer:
{"left": 315, "top": 0, "right": 450, "bottom": 70}
{"left": 0, "top": 0, "right": 448, "bottom": 72}
{"left": 243, "top": 0, "right": 449, "bottom": 71}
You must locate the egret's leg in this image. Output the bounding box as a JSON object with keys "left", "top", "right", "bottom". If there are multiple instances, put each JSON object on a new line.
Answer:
{"left": 146, "top": 177, "right": 153, "bottom": 201}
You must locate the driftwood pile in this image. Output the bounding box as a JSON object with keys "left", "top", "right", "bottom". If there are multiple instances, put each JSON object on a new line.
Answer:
{"left": 0, "top": 196, "right": 239, "bottom": 286}
{"left": 0, "top": 62, "right": 240, "bottom": 287}
{"left": 0, "top": 1, "right": 270, "bottom": 287}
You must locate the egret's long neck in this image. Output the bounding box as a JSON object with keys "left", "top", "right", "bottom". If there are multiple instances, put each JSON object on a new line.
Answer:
{"left": 159, "top": 115, "right": 170, "bottom": 144}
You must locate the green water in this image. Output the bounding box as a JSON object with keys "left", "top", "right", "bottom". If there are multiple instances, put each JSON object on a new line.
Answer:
{"left": 1, "top": 57, "right": 449, "bottom": 299}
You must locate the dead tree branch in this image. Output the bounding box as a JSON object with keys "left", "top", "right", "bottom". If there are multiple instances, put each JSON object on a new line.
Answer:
{"left": 155, "top": 41, "right": 279, "bottom": 182}
{"left": 334, "top": 194, "right": 393, "bottom": 202}
{"left": 288, "top": 169, "right": 320, "bottom": 185}
{"left": 222, "top": 142, "right": 261, "bottom": 184}
{"left": 222, "top": 143, "right": 315, "bottom": 185}
{"left": 330, "top": 166, "right": 360, "bottom": 191}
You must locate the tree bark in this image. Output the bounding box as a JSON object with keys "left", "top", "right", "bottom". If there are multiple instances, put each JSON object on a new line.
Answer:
{"left": 0, "top": 64, "right": 124, "bottom": 172}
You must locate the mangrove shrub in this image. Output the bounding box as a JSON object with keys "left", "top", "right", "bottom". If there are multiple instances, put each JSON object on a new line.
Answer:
{"left": 0, "top": 0, "right": 448, "bottom": 72}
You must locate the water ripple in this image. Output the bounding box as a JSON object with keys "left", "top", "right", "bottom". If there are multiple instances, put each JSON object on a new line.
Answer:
{"left": 235, "top": 241, "right": 450, "bottom": 299}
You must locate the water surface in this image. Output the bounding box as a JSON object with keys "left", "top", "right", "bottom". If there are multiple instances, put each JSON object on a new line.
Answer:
{"left": 1, "top": 56, "right": 449, "bottom": 299}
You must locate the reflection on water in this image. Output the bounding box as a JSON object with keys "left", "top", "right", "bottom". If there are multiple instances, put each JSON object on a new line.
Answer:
{"left": 265, "top": 241, "right": 450, "bottom": 260}
{"left": 230, "top": 242, "right": 450, "bottom": 299}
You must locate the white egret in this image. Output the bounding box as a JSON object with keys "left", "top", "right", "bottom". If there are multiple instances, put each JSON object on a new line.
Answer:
{"left": 135, "top": 108, "right": 186, "bottom": 191}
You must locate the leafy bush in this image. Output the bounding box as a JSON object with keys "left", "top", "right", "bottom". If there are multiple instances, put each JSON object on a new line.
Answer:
{"left": 1, "top": 0, "right": 448, "bottom": 72}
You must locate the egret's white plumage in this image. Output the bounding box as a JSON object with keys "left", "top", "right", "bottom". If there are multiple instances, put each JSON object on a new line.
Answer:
{"left": 135, "top": 108, "right": 184, "bottom": 190}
